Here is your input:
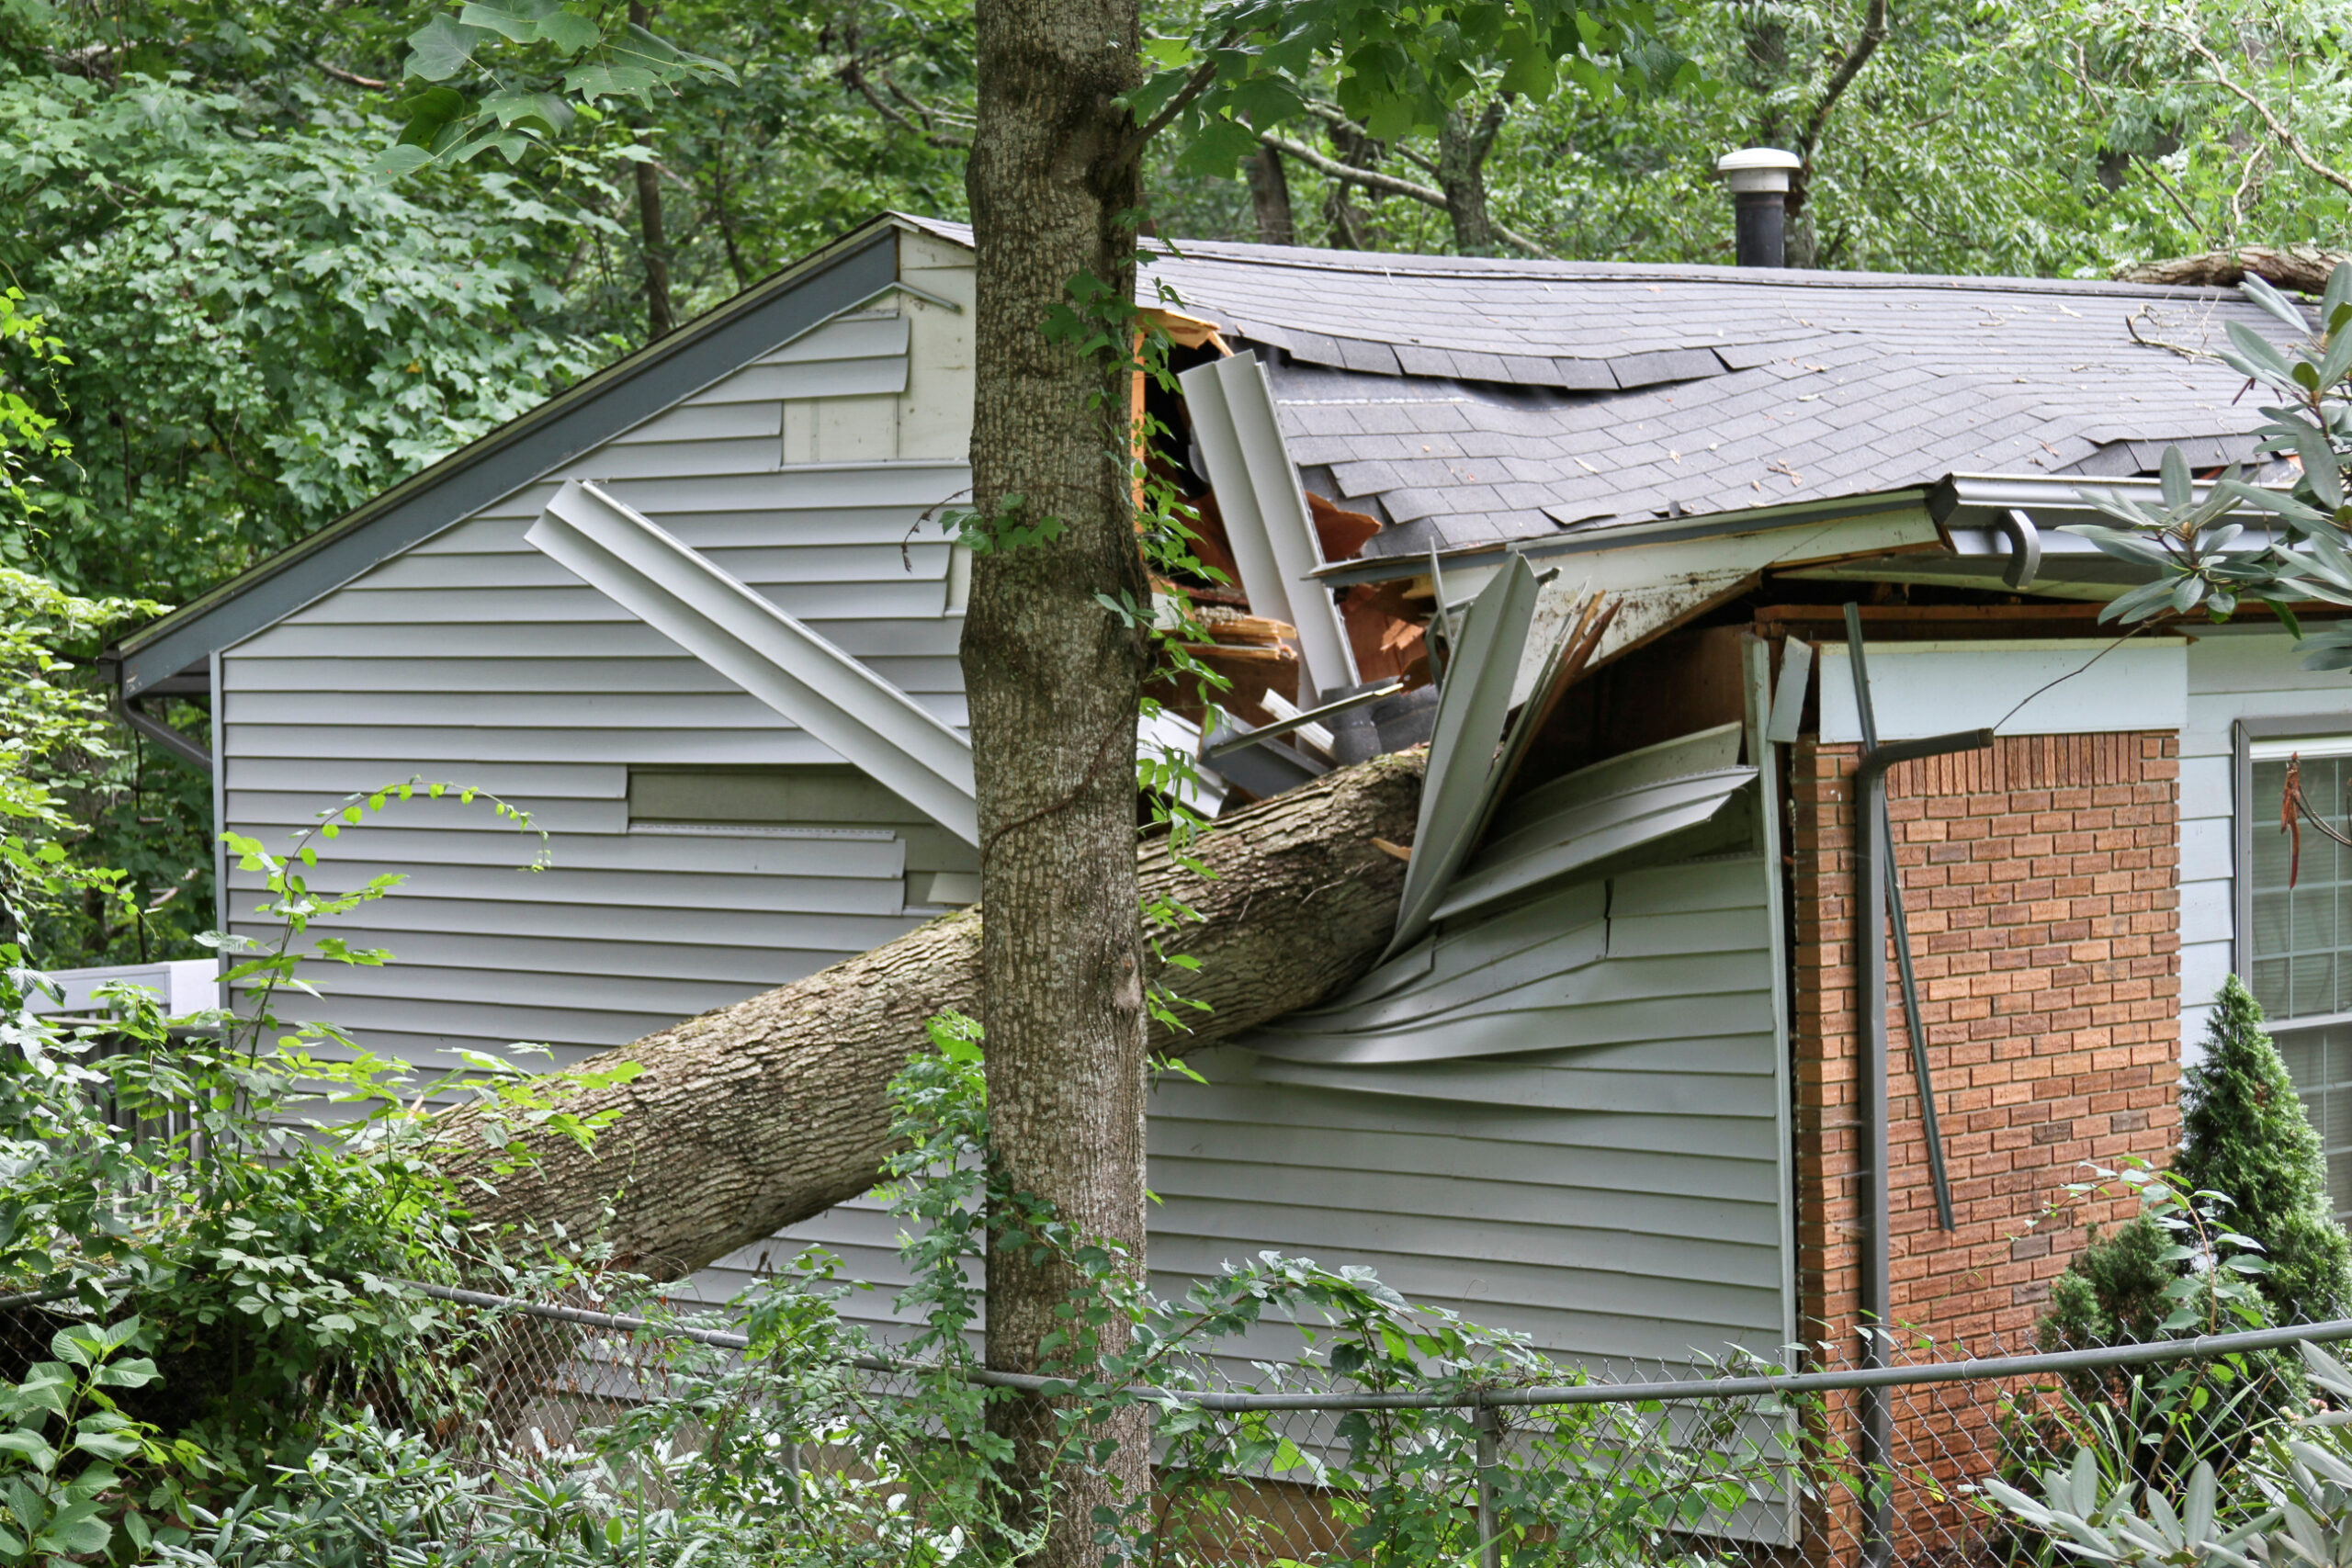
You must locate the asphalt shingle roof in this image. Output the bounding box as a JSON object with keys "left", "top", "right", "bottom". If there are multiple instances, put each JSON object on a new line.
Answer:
{"left": 899, "top": 218, "right": 2290, "bottom": 559}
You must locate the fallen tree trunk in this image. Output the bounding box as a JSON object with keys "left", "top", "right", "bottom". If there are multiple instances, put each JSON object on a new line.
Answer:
{"left": 435, "top": 750, "right": 1424, "bottom": 1280}
{"left": 2117, "top": 245, "right": 2351, "bottom": 294}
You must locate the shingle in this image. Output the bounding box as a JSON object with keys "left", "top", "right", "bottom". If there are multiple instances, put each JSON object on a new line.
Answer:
{"left": 1329, "top": 460, "right": 1403, "bottom": 495}
{"left": 1334, "top": 336, "right": 1403, "bottom": 377}
{"left": 1282, "top": 330, "right": 1345, "bottom": 367}
{"left": 1610, "top": 348, "right": 1725, "bottom": 389}
{"left": 1548, "top": 357, "right": 1618, "bottom": 391}
{"left": 1394, "top": 344, "right": 1458, "bottom": 378}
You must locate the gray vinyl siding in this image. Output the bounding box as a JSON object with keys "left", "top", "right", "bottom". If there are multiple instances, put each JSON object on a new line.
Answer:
{"left": 214, "top": 226, "right": 1794, "bottom": 1395}
{"left": 701, "top": 851, "right": 1791, "bottom": 1378}
{"left": 219, "top": 304, "right": 974, "bottom": 1074}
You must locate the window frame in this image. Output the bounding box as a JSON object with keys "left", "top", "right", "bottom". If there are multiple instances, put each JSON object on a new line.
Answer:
{"left": 2234, "top": 716, "right": 2352, "bottom": 1031}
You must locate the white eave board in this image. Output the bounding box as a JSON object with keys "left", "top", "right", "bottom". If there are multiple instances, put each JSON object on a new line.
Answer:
{"left": 527, "top": 479, "right": 979, "bottom": 844}
{"left": 1817, "top": 637, "right": 2187, "bottom": 742}
{"left": 1178, "top": 351, "right": 1358, "bottom": 696}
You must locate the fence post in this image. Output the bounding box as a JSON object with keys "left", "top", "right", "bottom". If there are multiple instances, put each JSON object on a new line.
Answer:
{"left": 1475, "top": 1401, "right": 1501, "bottom": 1568}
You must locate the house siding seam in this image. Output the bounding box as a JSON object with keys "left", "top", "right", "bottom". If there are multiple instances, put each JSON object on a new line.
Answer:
{"left": 1789, "top": 731, "right": 2180, "bottom": 1551}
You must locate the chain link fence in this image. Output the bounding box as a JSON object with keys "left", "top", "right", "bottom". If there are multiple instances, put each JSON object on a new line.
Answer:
{"left": 4, "top": 1267, "right": 2327, "bottom": 1567}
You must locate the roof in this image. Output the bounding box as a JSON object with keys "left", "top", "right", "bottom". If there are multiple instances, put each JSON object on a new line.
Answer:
{"left": 902, "top": 217, "right": 2282, "bottom": 562}
{"left": 1161, "top": 243, "right": 2282, "bottom": 561}
{"left": 109, "top": 218, "right": 906, "bottom": 697}
{"left": 120, "top": 211, "right": 2293, "bottom": 692}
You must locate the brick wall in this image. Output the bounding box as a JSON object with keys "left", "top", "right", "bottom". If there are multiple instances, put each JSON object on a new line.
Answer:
{"left": 1788, "top": 732, "right": 2181, "bottom": 1540}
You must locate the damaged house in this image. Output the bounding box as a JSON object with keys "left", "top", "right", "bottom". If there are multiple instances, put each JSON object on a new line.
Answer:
{"left": 100, "top": 198, "right": 2352, "bottom": 1506}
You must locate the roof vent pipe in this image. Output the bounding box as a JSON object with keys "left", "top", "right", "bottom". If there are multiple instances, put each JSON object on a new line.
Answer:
{"left": 1716, "top": 149, "right": 1803, "bottom": 268}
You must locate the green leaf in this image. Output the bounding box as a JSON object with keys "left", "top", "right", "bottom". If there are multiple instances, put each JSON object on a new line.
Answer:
{"left": 457, "top": 1, "right": 543, "bottom": 42}
{"left": 536, "top": 9, "right": 601, "bottom": 53}
{"left": 404, "top": 15, "right": 492, "bottom": 81}
{"left": 71, "top": 1428, "right": 141, "bottom": 1461}
{"left": 0, "top": 1430, "right": 57, "bottom": 1473}
{"left": 2159, "top": 445, "right": 2192, "bottom": 512}
{"left": 2243, "top": 273, "right": 2313, "bottom": 335}
{"left": 561, "top": 62, "right": 660, "bottom": 102}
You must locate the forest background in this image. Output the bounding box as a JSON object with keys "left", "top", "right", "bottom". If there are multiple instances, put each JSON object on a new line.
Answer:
{"left": 0, "top": 0, "right": 2342, "bottom": 969}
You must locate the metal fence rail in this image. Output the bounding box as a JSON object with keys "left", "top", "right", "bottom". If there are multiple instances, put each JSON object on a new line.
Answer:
{"left": 10, "top": 1273, "right": 2343, "bottom": 1566}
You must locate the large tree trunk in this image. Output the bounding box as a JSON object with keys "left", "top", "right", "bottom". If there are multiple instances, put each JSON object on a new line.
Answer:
{"left": 2117, "top": 245, "right": 2350, "bottom": 292}
{"left": 1435, "top": 100, "right": 1507, "bottom": 254}
{"left": 436, "top": 753, "right": 1420, "bottom": 1405}
{"left": 963, "top": 0, "right": 1155, "bottom": 1544}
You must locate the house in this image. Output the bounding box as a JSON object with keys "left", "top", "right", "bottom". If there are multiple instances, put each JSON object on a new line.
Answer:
{"left": 100, "top": 209, "right": 2347, "bottom": 1485}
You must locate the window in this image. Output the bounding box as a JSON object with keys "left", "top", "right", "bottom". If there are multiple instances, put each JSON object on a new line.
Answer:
{"left": 627, "top": 766, "right": 980, "bottom": 909}
{"left": 2244, "top": 731, "right": 2352, "bottom": 1216}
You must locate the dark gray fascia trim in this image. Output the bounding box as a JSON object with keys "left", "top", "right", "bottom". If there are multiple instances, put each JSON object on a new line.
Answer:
{"left": 114, "top": 226, "right": 904, "bottom": 698}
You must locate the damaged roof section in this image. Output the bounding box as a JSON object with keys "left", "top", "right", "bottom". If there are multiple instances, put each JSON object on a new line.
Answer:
{"left": 1113, "top": 234, "right": 2292, "bottom": 565}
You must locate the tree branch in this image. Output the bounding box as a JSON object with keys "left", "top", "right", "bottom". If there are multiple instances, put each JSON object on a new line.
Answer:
{"left": 2132, "top": 150, "right": 2212, "bottom": 246}
{"left": 1793, "top": 0, "right": 1890, "bottom": 202}
{"left": 1259, "top": 131, "right": 1554, "bottom": 258}
{"left": 1299, "top": 99, "right": 1439, "bottom": 175}
{"left": 1114, "top": 37, "right": 1236, "bottom": 171}
{"left": 839, "top": 58, "right": 971, "bottom": 149}
{"left": 315, "top": 60, "right": 389, "bottom": 89}
{"left": 2176, "top": 28, "right": 2352, "bottom": 201}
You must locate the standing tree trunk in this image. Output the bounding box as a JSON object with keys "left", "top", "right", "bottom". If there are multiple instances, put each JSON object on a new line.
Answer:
{"left": 1435, "top": 99, "right": 1508, "bottom": 254}
{"left": 1245, "top": 143, "right": 1296, "bottom": 244}
{"left": 965, "top": 0, "right": 1152, "bottom": 1551}
{"left": 628, "top": 2, "right": 676, "bottom": 341}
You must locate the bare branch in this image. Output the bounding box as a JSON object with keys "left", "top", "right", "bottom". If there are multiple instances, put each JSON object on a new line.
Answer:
{"left": 839, "top": 58, "right": 971, "bottom": 149}
{"left": 1299, "top": 99, "right": 1440, "bottom": 175}
{"left": 315, "top": 60, "right": 389, "bottom": 89}
{"left": 1259, "top": 131, "right": 1554, "bottom": 258}
{"left": 1794, "top": 0, "right": 1890, "bottom": 200}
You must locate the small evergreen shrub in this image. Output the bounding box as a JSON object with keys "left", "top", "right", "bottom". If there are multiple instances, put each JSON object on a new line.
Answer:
{"left": 2175, "top": 976, "right": 2352, "bottom": 1325}
{"left": 2038, "top": 1215, "right": 2174, "bottom": 1351}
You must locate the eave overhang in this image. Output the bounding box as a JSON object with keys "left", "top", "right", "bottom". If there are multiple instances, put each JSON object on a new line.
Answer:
{"left": 107, "top": 218, "right": 914, "bottom": 700}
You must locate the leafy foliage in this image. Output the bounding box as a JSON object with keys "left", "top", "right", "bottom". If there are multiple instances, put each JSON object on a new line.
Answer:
{"left": 1986, "top": 1337, "right": 2352, "bottom": 1568}
{"left": 2177, "top": 978, "right": 2352, "bottom": 1326}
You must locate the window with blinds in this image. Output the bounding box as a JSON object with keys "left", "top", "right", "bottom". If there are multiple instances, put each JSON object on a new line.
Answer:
{"left": 2248, "top": 741, "right": 2352, "bottom": 1218}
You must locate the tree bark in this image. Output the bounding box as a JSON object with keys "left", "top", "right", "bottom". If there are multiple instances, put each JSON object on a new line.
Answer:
{"left": 1244, "top": 144, "right": 1296, "bottom": 244}
{"left": 438, "top": 753, "right": 1420, "bottom": 1270}
{"left": 628, "top": 2, "right": 676, "bottom": 342}
{"left": 2118, "top": 245, "right": 2349, "bottom": 293}
{"left": 961, "top": 0, "right": 1161, "bottom": 1541}
{"left": 1435, "top": 100, "right": 1508, "bottom": 254}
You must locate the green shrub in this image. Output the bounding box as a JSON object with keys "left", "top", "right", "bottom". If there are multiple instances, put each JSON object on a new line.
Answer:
{"left": 2039, "top": 1215, "right": 2176, "bottom": 1352}
{"left": 2176, "top": 976, "right": 2352, "bottom": 1325}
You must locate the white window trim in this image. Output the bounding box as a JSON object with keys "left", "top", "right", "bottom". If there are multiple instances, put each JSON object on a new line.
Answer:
{"left": 2233, "top": 716, "right": 2352, "bottom": 998}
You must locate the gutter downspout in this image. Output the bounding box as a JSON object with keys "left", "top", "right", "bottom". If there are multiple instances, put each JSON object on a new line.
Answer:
{"left": 112, "top": 692, "right": 213, "bottom": 773}
{"left": 1854, "top": 724, "right": 1991, "bottom": 1568}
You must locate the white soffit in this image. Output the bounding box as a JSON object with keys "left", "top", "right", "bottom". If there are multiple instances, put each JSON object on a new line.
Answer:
{"left": 1178, "top": 351, "right": 1358, "bottom": 695}
{"left": 1817, "top": 637, "right": 2187, "bottom": 742}
{"left": 527, "top": 479, "right": 979, "bottom": 844}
